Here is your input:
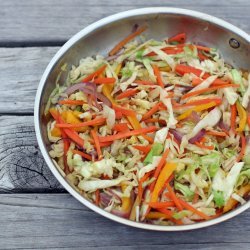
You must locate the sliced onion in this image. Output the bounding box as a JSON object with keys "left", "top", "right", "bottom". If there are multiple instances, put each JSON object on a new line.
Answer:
{"left": 111, "top": 209, "right": 130, "bottom": 218}
{"left": 189, "top": 129, "right": 206, "bottom": 144}
{"left": 169, "top": 129, "right": 183, "bottom": 143}
{"left": 218, "top": 120, "right": 230, "bottom": 131}
{"left": 64, "top": 82, "right": 111, "bottom": 107}
{"left": 105, "top": 48, "right": 125, "bottom": 61}
{"left": 100, "top": 192, "right": 112, "bottom": 207}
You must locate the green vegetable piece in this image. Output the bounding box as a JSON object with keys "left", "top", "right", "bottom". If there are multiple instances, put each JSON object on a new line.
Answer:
{"left": 136, "top": 49, "right": 145, "bottom": 60}
{"left": 174, "top": 182, "right": 194, "bottom": 201}
{"left": 231, "top": 69, "right": 245, "bottom": 95}
{"left": 213, "top": 190, "right": 225, "bottom": 208}
{"left": 143, "top": 143, "right": 163, "bottom": 164}
{"left": 201, "top": 152, "right": 221, "bottom": 178}
{"left": 173, "top": 210, "right": 191, "bottom": 220}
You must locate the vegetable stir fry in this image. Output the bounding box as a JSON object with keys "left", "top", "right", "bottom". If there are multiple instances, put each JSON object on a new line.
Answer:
{"left": 46, "top": 26, "right": 250, "bottom": 225}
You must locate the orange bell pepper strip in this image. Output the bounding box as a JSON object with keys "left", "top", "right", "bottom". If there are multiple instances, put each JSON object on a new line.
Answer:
{"left": 236, "top": 101, "right": 247, "bottom": 132}
{"left": 177, "top": 101, "right": 218, "bottom": 121}
{"left": 150, "top": 162, "right": 177, "bottom": 203}
{"left": 223, "top": 184, "right": 250, "bottom": 213}
{"left": 121, "top": 183, "right": 132, "bottom": 213}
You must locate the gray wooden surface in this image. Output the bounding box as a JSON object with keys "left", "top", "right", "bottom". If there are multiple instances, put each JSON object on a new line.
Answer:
{"left": 0, "top": 0, "right": 249, "bottom": 249}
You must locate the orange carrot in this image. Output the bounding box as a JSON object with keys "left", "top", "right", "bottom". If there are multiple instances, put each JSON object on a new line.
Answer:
{"left": 56, "top": 117, "right": 106, "bottom": 128}
{"left": 133, "top": 145, "right": 152, "bottom": 154}
{"left": 168, "top": 33, "right": 186, "bottom": 44}
{"left": 95, "top": 189, "right": 100, "bottom": 206}
{"left": 62, "top": 128, "right": 84, "bottom": 147}
{"left": 113, "top": 105, "right": 136, "bottom": 116}
{"left": 93, "top": 77, "right": 116, "bottom": 84}
{"left": 109, "top": 25, "right": 147, "bottom": 56}
{"left": 99, "top": 126, "right": 157, "bottom": 142}
{"left": 198, "top": 52, "right": 209, "bottom": 61}
{"left": 149, "top": 201, "right": 175, "bottom": 209}
{"left": 173, "top": 98, "right": 222, "bottom": 109}
{"left": 237, "top": 133, "right": 246, "bottom": 162}
{"left": 206, "top": 130, "right": 227, "bottom": 137}
{"left": 116, "top": 89, "right": 138, "bottom": 100}
{"left": 141, "top": 103, "right": 162, "bottom": 121}
{"left": 82, "top": 64, "right": 107, "bottom": 82}
{"left": 134, "top": 80, "right": 155, "bottom": 85}
{"left": 99, "top": 141, "right": 113, "bottom": 147}
{"left": 195, "top": 45, "right": 211, "bottom": 52}
{"left": 178, "top": 199, "right": 210, "bottom": 220}
{"left": 166, "top": 183, "right": 183, "bottom": 211}
{"left": 175, "top": 64, "right": 210, "bottom": 78}
{"left": 91, "top": 130, "right": 102, "bottom": 160}
{"left": 195, "top": 142, "right": 214, "bottom": 150}
{"left": 58, "top": 100, "right": 86, "bottom": 106}
{"left": 72, "top": 149, "right": 92, "bottom": 161}
{"left": 138, "top": 171, "right": 152, "bottom": 201}
{"left": 113, "top": 123, "right": 130, "bottom": 132}
{"left": 142, "top": 135, "right": 154, "bottom": 144}
{"left": 192, "top": 191, "right": 199, "bottom": 204}
{"left": 147, "top": 47, "right": 183, "bottom": 57}
{"left": 192, "top": 77, "right": 230, "bottom": 87}
{"left": 181, "top": 84, "right": 240, "bottom": 100}
{"left": 231, "top": 104, "right": 237, "bottom": 133}
{"left": 156, "top": 208, "right": 174, "bottom": 218}
{"left": 153, "top": 65, "right": 164, "bottom": 88}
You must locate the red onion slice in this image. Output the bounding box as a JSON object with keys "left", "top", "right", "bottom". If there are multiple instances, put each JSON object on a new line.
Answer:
{"left": 100, "top": 192, "right": 112, "bottom": 207}
{"left": 189, "top": 129, "right": 206, "bottom": 144}
{"left": 169, "top": 129, "right": 183, "bottom": 143}
{"left": 111, "top": 209, "right": 130, "bottom": 218}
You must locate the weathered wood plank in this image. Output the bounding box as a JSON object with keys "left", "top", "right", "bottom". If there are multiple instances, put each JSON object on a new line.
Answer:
{"left": 1, "top": 0, "right": 250, "bottom": 44}
{"left": 0, "top": 47, "right": 59, "bottom": 114}
{"left": 0, "top": 115, "right": 62, "bottom": 192}
{"left": 0, "top": 193, "right": 249, "bottom": 249}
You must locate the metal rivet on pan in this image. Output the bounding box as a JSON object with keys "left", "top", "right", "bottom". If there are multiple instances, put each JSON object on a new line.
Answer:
{"left": 229, "top": 38, "right": 240, "bottom": 49}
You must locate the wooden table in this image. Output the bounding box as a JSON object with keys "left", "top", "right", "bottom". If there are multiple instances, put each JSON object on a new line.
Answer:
{"left": 0, "top": 1, "right": 249, "bottom": 249}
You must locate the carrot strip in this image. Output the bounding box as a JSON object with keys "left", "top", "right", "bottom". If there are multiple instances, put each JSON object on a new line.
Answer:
{"left": 231, "top": 104, "right": 237, "bottom": 133}
{"left": 168, "top": 32, "right": 186, "bottom": 44}
{"left": 195, "top": 142, "right": 214, "bottom": 150}
{"left": 146, "top": 211, "right": 173, "bottom": 220}
{"left": 195, "top": 45, "right": 211, "bottom": 52}
{"left": 198, "top": 52, "right": 209, "bottom": 61}
{"left": 93, "top": 77, "right": 116, "bottom": 84}
{"left": 237, "top": 133, "right": 246, "bottom": 162}
{"left": 133, "top": 145, "right": 152, "bottom": 154}
{"left": 95, "top": 189, "right": 100, "bottom": 206}
{"left": 175, "top": 64, "right": 210, "bottom": 78}
{"left": 166, "top": 183, "right": 183, "bottom": 211}
{"left": 113, "top": 105, "right": 136, "bottom": 116}
{"left": 116, "top": 89, "right": 138, "bottom": 100}
{"left": 192, "top": 191, "right": 199, "bottom": 204}
{"left": 134, "top": 80, "right": 155, "bottom": 85}
{"left": 173, "top": 98, "right": 222, "bottom": 109}
{"left": 99, "top": 126, "right": 157, "bottom": 142}
{"left": 149, "top": 201, "right": 175, "bottom": 209}
{"left": 181, "top": 84, "right": 240, "bottom": 100}
{"left": 192, "top": 77, "right": 230, "bottom": 87}
{"left": 113, "top": 123, "right": 130, "bottom": 132}
{"left": 58, "top": 100, "right": 86, "bottom": 106}
{"left": 109, "top": 25, "right": 147, "bottom": 56}
{"left": 141, "top": 103, "right": 162, "bottom": 121}
{"left": 91, "top": 130, "right": 102, "bottom": 160}
{"left": 72, "top": 149, "right": 92, "bottom": 161}
{"left": 178, "top": 199, "right": 210, "bottom": 220}
{"left": 156, "top": 208, "right": 174, "bottom": 218}
{"left": 153, "top": 65, "right": 164, "bottom": 88}
{"left": 99, "top": 141, "right": 113, "bottom": 147}
{"left": 56, "top": 117, "right": 106, "bottom": 128}
{"left": 206, "top": 130, "right": 227, "bottom": 137}
{"left": 82, "top": 64, "right": 107, "bottom": 82}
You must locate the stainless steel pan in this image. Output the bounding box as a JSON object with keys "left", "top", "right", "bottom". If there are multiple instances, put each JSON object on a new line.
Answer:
{"left": 34, "top": 8, "right": 250, "bottom": 231}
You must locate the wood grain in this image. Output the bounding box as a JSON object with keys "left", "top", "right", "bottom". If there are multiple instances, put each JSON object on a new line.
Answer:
{"left": 0, "top": 115, "right": 62, "bottom": 192}
{"left": 0, "top": 193, "right": 249, "bottom": 249}
{"left": 0, "top": 47, "right": 59, "bottom": 114}
{"left": 0, "top": 0, "right": 249, "bottom": 45}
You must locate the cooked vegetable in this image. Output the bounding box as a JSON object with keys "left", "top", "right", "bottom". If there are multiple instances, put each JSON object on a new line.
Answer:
{"left": 46, "top": 27, "right": 250, "bottom": 226}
